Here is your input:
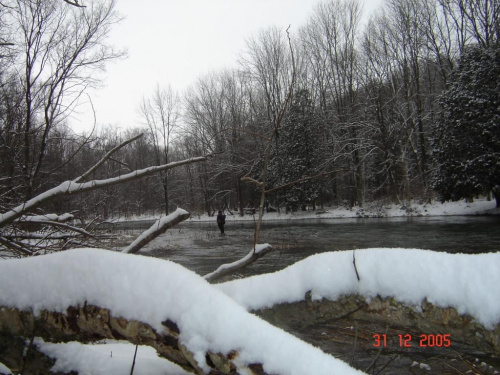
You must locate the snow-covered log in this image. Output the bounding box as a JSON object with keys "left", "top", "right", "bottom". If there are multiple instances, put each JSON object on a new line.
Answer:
{"left": 217, "top": 249, "right": 500, "bottom": 354}
{"left": 203, "top": 243, "right": 273, "bottom": 283}
{"left": 0, "top": 249, "right": 365, "bottom": 375}
{"left": 0, "top": 304, "right": 219, "bottom": 374}
{"left": 122, "top": 208, "right": 191, "bottom": 254}
{"left": 17, "top": 213, "right": 74, "bottom": 223}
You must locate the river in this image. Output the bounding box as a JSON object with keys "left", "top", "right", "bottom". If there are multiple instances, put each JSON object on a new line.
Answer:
{"left": 117, "top": 215, "right": 500, "bottom": 278}
{"left": 110, "top": 215, "right": 500, "bottom": 374}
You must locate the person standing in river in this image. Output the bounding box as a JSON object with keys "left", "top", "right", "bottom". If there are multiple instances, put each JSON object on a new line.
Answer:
{"left": 216, "top": 210, "right": 226, "bottom": 235}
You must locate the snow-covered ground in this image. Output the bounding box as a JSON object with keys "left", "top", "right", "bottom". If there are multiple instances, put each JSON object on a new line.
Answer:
{"left": 109, "top": 198, "right": 499, "bottom": 223}
{"left": 1, "top": 247, "right": 499, "bottom": 374}
{"left": 31, "top": 339, "right": 189, "bottom": 375}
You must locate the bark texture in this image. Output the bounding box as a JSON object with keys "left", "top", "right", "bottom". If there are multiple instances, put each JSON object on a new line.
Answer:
{"left": 0, "top": 305, "right": 266, "bottom": 375}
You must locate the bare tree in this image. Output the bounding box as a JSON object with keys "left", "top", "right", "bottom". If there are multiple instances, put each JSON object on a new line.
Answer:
{"left": 139, "top": 84, "right": 180, "bottom": 214}
{"left": 240, "top": 26, "right": 295, "bottom": 130}
{"left": 184, "top": 69, "right": 259, "bottom": 215}
{"left": 300, "top": 0, "right": 366, "bottom": 206}
{"left": 6, "top": 0, "right": 125, "bottom": 200}
{"left": 438, "top": 0, "right": 500, "bottom": 49}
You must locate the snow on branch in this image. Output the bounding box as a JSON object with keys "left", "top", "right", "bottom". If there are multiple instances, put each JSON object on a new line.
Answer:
{"left": 74, "top": 133, "right": 143, "bottom": 184}
{"left": 0, "top": 156, "right": 208, "bottom": 228}
{"left": 16, "top": 213, "right": 74, "bottom": 223}
{"left": 0, "top": 236, "right": 32, "bottom": 256}
{"left": 204, "top": 244, "right": 273, "bottom": 283}
{"left": 62, "top": 0, "right": 85, "bottom": 7}
{"left": 122, "top": 208, "right": 191, "bottom": 254}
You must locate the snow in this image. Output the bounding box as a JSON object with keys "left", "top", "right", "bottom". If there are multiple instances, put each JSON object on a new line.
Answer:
{"left": 203, "top": 243, "right": 272, "bottom": 280}
{"left": 0, "top": 362, "right": 12, "bottom": 374}
{"left": 34, "top": 339, "right": 189, "bottom": 375}
{"left": 0, "top": 198, "right": 499, "bottom": 374}
{"left": 108, "top": 198, "right": 498, "bottom": 223}
{"left": 0, "top": 249, "right": 364, "bottom": 375}
{"left": 217, "top": 249, "right": 500, "bottom": 329}
{"left": 0, "top": 157, "right": 206, "bottom": 226}
{"left": 17, "top": 213, "right": 74, "bottom": 222}
{"left": 122, "top": 207, "right": 189, "bottom": 253}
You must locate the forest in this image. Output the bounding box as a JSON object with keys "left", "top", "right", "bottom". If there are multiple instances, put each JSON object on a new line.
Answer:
{"left": 1, "top": 0, "right": 499, "bottom": 224}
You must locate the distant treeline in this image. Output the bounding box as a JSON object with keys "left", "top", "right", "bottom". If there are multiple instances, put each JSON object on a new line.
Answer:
{"left": 1, "top": 0, "right": 499, "bottom": 220}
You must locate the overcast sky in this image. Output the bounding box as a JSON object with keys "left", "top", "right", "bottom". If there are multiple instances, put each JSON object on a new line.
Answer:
{"left": 71, "top": 0, "right": 383, "bottom": 134}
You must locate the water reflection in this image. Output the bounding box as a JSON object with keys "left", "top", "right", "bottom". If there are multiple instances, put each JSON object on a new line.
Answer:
{"left": 129, "top": 215, "right": 500, "bottom": 278}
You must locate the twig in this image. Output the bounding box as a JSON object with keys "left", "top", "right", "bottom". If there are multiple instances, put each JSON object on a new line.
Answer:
{"left": 350, "top": 322, "right": 358, "bottom": 366}
{"left": 129, "top": 344, "right": 138, "bottom": 375}
{"left": 353, "top": 249, "right": 361, "bottom": 282}
{"left": 374, "top": 354, "right": 398, "bottom": 375}
{"left": 0, "top": 236, "right": 32, "bottom": 256}
{"left": 75, "top": 133, "right": 144, "bottom": 183}
{"left": 63, "top": 0, "right": 86, "bottom": 7}
{"left": 323, "top": 304, "right": 366, "bottom": 324}
{"left": 17, "top": 219, "right": 96, "bottom": 239}
{"left": 365, "top": 325, "right": 388, "bottom": 373}
{"left": 265, "top": 171, "right": 337, "bottom": 194}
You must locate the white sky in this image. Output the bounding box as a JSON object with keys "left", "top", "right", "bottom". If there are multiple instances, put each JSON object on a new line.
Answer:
{"left": 71, "top": 0, "right": 383, "bottom": 134}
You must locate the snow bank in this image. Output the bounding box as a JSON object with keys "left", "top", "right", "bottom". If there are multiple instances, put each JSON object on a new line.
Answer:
{"left": 0, "top": 249, "right": 364, "bottom": 375}
{"left": 218, "top": 249, "right": 500, "bottom": 329}
{"left": 183, "top": 199, "right": 498, "bottom": 222}
{"left": 0, "top": 362, "right": 12, "bottom": 374}
{"left": 34, "top": 339, "right": 189, "bottom": 375}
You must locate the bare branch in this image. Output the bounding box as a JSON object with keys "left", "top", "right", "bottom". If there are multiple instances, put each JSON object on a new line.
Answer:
{"left": 62, "top": 0, "right": 85, "bottom": 8}
{"left": 241, "top": 176, "right": 264, "bottom": 187}
{"left": 0, "top": 236, "right": 32, "bottom": 256}
{"left": 16, "top": 219, "right": 95, "bottom": 239}
{"left": 75, "top": 133, "right": 144, "bottom": 183}
{"left": 264, "top": 172, "right": 332, "bottom": 195}
{"left": 0, "top": 156, "right": 210, "bottom": 228}
{"left": 204, "top": 244, "right": 273, "bottom": 283}
{"left": 122, "top": 208, "right": 191, "bottom": 254}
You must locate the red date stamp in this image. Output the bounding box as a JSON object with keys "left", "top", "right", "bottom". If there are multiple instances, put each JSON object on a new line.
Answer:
{"left": 373, "top": 333, "right": 451, "bottom": 348}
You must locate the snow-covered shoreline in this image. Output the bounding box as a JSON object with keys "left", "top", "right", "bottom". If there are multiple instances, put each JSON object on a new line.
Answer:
{"left": 106, "top": 198, "right": 499, "bottom": 224}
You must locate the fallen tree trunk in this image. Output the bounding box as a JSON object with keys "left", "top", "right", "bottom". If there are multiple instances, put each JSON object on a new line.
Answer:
{"left": 204, "top": 244, "right": 273, "bottom": 283}
{"left": 0, "top": 304, "right": 261, "bottom": 375}
{"left": 122, "top": 208, "right": 191, "bottom": 254}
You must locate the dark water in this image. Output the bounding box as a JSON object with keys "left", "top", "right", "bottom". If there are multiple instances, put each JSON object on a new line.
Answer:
{"left": 113, "top": 216, "right": 500, "bottom": 374}
{"left": 129, "top": 215, "right": 500, "bottom": 278}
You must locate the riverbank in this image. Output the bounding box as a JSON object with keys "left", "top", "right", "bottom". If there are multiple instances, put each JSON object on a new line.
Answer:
{"left": 109, "top": 198, "right": 499, "bottom": 223}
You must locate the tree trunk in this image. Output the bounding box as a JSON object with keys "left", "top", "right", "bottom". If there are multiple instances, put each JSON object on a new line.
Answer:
{"left": 0, "top": 305, "right": 263, "bottom": 375}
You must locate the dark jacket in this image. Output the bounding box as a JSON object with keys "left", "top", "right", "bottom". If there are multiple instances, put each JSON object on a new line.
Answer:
{"left": 217, "top": 214, "right": 226, "bottom": 224}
